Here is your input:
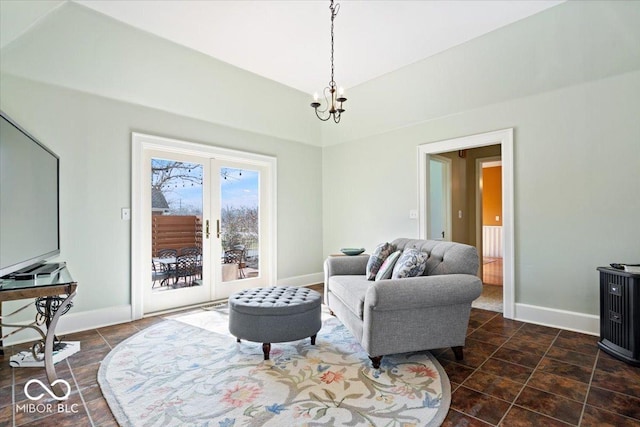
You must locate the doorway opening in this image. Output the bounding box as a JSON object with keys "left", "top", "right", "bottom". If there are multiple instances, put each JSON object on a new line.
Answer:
{"left": 418, "top": 129, "right": 514, "bottom": 318}
{"left": 477, "top": 157, "right": 504, "bottom": 312}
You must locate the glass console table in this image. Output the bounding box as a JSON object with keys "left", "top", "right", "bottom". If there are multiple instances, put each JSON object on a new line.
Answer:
{"left": 0, "top": 265, "right": 77, "bottom": 396}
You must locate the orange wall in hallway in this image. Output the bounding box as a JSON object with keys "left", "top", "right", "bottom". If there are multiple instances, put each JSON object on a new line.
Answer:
{"left": 483, "top": 166, "right": 502, "bottom": 226}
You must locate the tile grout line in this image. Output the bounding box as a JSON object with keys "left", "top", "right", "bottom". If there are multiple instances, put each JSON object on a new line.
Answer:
{"left": 500, "top": 330, "right": 600, "bottom": 426}
{"left": 95, "top": 329, "right": 114, "bottom": 351}
{"left": 579, "top": 361, "right": 640, "bottom": 425}
{"left": 470, "top": 323, "right": 531, "bottom": 426}
{"left": 66, "top": 357, "right": 95, "bottom": 427}
{"left": 494, "top": 329, "right": 565, "bottom": 426}
{"left": 517, "top": 341, "right": 611, "bottom": 423}
{"left": 454, "top": 312, "right": 520, "bottom": 426}
{"left": 577, "top": 348, "right": 600, "bottom": 426}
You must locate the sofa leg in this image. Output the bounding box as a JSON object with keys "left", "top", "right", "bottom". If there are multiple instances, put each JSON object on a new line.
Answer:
{"left": 369, "top": 355, "right": 383, "bottom": 369}
{"left": 452, "top": 346, "right": 464, "bottom": 361}
{"left": 329, "top": 309, "right": 335, "bottom": 316}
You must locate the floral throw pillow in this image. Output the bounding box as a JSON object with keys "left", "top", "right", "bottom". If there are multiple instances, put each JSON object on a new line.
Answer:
{"left": 392, "top": 248, "right": 428, "bottom": 279}
{"left": 375, "top": 250, "right": 402, "bottom": 281}
{"left": 366, "top": 242, "right": 396, "bottom": 280}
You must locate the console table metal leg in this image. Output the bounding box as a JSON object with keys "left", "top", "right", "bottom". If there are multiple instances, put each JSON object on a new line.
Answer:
{"left": 44, "top": 291, "right": 76, "bottom": 397}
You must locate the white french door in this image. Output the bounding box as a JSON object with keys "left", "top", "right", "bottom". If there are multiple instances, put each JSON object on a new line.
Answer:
{"left": 132, "top": 133, "right": 276, "bottom": 317}
{"left": 211, "top": 160, "right": 271, "bottom": 300}
{"left": 143, "top": 150, "right": 212, "bottom": 313}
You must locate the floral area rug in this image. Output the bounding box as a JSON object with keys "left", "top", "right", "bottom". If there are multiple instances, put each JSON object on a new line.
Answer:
{"left": 98, "top": 306, "right": 451, "bottom": 426}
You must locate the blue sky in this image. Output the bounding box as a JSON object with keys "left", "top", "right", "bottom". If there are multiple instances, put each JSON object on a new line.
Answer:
{"left": 152, "top": 160, "right": 258, "bottom": 213}
{"left": 221, "top": 168, "right": 259, "bottom": 209}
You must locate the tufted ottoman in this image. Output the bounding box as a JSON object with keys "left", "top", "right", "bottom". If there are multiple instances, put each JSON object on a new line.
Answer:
{"left": 228, "top": 286, "right": 322, "bottom": 360}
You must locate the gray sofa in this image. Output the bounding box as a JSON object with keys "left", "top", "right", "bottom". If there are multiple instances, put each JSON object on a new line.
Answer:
{"left": 324, "top": 238, "right": 482, "bottom": 368}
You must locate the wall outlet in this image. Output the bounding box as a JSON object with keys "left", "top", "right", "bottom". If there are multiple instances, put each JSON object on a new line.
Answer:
{"left": 121, "top": 208, "right": 131, "bottom": 221}
{"left": 409, "top": 209, "right": 418, "bottom": 219}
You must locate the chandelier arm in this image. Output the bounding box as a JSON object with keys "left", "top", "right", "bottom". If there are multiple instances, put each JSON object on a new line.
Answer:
{"left": 321, "top": 86, "right": 331, "bottom": 113}
{"left": 315, "top": 109, "right": 331, "bottom": 121}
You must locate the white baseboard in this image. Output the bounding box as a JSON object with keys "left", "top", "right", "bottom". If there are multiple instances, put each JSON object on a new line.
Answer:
{"left": 514, "top": 303, "right": 600, "bottom": 336}
{"left": 277, "top": 272, "right": 323, "bottom": 288}
{"left": 3, "top": 275, "right": 325, "bottom": 346}
{"left": 3, "top": 305, "right": 132, "bottom": 346}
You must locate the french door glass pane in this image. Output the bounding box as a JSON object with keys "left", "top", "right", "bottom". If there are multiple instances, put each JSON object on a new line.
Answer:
{"left": 220, "top": 168, "right": 259, "bottom": 282}
{"left": 151, "top": 158, "right": 203, "bottom": 291}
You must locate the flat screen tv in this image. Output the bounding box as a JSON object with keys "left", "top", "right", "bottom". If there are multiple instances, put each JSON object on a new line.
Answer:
{"left": 0, "top": 111, "right": 60, "bottom": 278}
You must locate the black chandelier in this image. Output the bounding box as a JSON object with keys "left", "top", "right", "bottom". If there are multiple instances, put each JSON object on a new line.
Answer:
{"left": 310, "top": 0, "right": 347, "bottom": 123}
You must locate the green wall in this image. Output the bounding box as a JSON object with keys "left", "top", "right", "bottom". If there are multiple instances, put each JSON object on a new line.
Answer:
{"left": 0, "top": 75, "right": 323, "bottom": 316}
{"left": 0, "top": 2, "right": 319, "bottom": 145}
{"left": 0, "top": 2, "right": 324, "bottom": 321}
{"left": 322, "top": 1, "right": 640, "bottom": 316}
{"left": 1, "top": 0, "right": 639, "bottom": 328}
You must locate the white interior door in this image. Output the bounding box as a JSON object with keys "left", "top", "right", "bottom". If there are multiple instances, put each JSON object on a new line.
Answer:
{"left": 211, "top": 159, "right": 272, "bottom": 299}
{"left": 143, "top": 150, "right": 211, "bottom": 313}
{"left": 427, "top": 156, "right": 451, "bottom": 241}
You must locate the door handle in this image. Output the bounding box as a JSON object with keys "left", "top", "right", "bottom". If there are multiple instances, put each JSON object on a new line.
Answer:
{"left": 205, "top": 220, "right": 210, "bottom": 239}
{"left": 216, "top": 219, "right": 221, "bottom": 239}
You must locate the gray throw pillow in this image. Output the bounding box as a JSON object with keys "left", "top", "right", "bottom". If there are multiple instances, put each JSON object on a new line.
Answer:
{"left": 392, "top": 248, "right": 428, "bottom": 279}
{"left": 366, "top": 242, "right": 396, "bottom": 280}
{"left": 375, "top": 250, "right": 402, "bottom": 281}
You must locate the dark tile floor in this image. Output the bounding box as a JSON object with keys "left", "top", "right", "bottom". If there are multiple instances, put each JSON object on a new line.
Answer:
{"left": 439, "top": 309, "right": 640, "bottom": 426}
{"left": 1, "top": 294, "right": 639, "bottom": 426}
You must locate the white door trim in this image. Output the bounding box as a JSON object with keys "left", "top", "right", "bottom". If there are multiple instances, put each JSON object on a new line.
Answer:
{"left": 417, "top": 128, "right": 514, "bottom": 319}
{"left": 131, "top": 132, "right": 277, "bottom": 319}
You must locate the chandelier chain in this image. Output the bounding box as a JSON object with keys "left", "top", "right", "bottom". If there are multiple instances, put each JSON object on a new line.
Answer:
{"left": 329, "top": 1, "right": 339, "bottom": 87}
{"left": 310, "top": 0, "right": 346, "bottom": 123}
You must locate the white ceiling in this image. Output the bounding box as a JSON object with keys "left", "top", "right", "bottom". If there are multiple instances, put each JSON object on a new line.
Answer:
{"left": 2, "top": 0, "right": 564, "bottom": 94}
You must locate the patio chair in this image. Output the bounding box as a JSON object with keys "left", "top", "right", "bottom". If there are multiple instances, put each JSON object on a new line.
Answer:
{"left": 152, "top": 261, "right": 170, "bottom": 288}
{"left": 153, "top": 248, "right": 178, "bottom": 286}
{"left": 179, "top": 247, "right": 202, "bottom": 279}
{"left": 175, "top": 254, "right": 199, "bottom": 285}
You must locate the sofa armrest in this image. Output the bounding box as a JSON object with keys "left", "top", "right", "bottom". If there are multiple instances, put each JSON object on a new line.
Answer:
{"left": 365, "top": 274, "right": 482, "bottom": 311}
{"left": 324, "top": 255, "right": 369, "bottom": 278}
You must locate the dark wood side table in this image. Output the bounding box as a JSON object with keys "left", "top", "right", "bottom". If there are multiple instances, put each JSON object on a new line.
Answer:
{"left": 0, "top": 266, "right": 77, "bottom": 395}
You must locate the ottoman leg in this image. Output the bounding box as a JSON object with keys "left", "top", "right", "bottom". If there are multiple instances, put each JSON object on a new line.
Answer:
{"left": 311, "top": 334, "right": 317, "bottom": 345}
{"left": 262, "top": 343, "right": 271, "bottom": 360}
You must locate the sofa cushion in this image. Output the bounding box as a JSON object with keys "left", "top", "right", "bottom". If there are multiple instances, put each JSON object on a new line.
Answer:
{"left": 392, "top": 248, "right": 428, "bottom": 279}
{"left": 391, "top": 238, "right": 480, "bottom": 276}
{"left": 366, "top": 242, "right": 396, "bottom": 280}
{"left": 375, "top": 250, "right": 402, "bottom": 281}
{"left": 329, "top": 275, "right": 371, "bottom": 318}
